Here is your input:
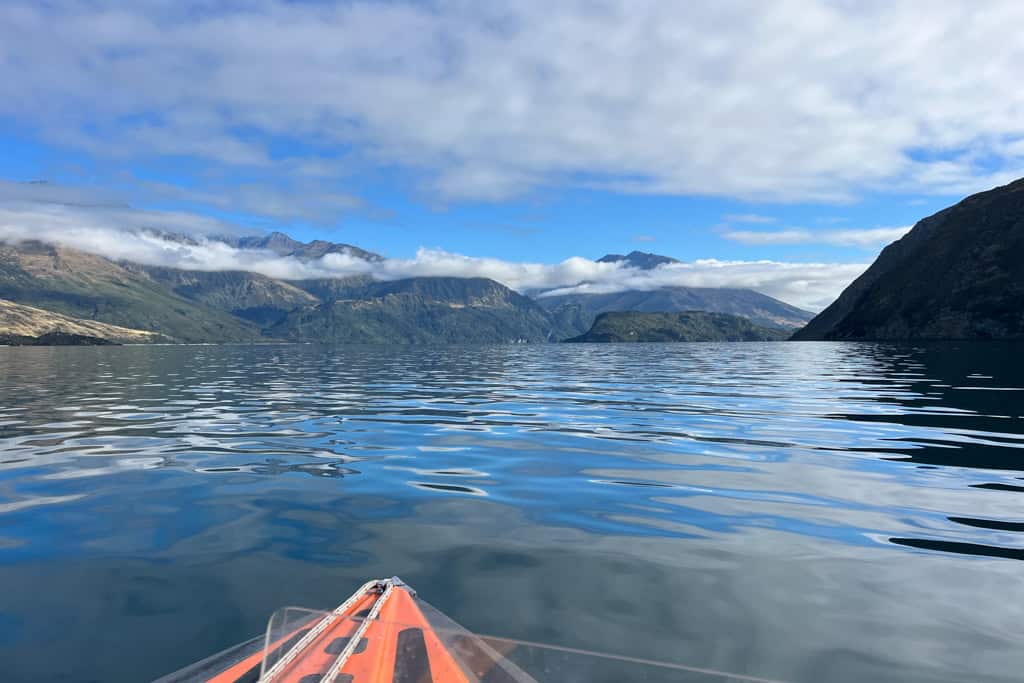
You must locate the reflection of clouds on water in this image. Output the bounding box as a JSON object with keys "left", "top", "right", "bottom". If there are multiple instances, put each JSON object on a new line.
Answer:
{"left": 195, "top": 460, "right": 359, "bottom": 478}
{"left": 385, "top": 465, "right": 488, "bottom": 477}
{"left": 42, "top": 456, "right": 167, "bottom": 480}
{"left": 358, "top": 499, "right": 1024, "bottom": 683}
{"left": 0, "top": 493, "right": 86, "bottom": 513}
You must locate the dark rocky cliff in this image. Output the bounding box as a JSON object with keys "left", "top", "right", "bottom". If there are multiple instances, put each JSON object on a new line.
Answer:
{"left": 794, "top": 178, "right": 1024, "bottom": 340}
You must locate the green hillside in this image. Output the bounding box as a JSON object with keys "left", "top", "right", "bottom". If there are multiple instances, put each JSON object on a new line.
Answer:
{"left": 0, "top": 243, "right": 261, "bottom": 343}
{"left": 565, "top": 311, "right": 790, "bottom": 342}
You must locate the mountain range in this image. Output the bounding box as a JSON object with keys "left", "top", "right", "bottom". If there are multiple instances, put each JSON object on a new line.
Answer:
{"left": 539, "top": 286, "right": 811, "bottom": 337}
{"left": 4, "top": 175, "right": 1022, "bottom": 344}
{"left": 232, "top": 231, "right": 383, "bottom": 262}
{"left": 535, "top": 250, "right": 812, "bottom": 337}
{"left": 0, "top": 238, "right": 811, "bottom": 344}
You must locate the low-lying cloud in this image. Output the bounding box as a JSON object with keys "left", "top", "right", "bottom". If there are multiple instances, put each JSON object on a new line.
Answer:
{"left": 722, "top": 227, "right": 912, "bottom": 248}
{"left": 0, "top": 193, "right": 865, "bottom": 311}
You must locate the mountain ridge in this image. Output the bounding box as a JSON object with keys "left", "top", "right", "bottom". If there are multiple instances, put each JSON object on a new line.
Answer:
{"left": 131, "top": 266, "right": 319, "bottom": 327}
{"left": 233, "top": 231, "right": 383, "bottom": 262}
{"left": 596, "top": 250, "right": 681, "bottom": 269}
{"left": 268, "top": 276, "right": 555, "bottom": 344}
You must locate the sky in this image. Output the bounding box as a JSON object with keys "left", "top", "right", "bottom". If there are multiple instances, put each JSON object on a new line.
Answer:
{"left": 1, "top": 1, "right": 1023, "bottom": 310}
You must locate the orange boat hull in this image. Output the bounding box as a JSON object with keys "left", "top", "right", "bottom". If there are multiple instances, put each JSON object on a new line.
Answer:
{"left": 157, "top": 578, "right": 534, "bottom": 683}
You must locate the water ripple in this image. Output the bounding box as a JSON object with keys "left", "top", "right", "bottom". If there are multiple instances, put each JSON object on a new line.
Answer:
{"left": 2, "top": 342, "right": 1024, "bottom": 682}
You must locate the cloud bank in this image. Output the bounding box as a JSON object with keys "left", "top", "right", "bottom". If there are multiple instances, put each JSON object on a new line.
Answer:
{"left": 722, "top": 226, "right": 912, "bottom": 248}
{"left": 0, "top": 190, "right": 864, "bottom": 311}
{"left": 1, "top": 1, "right": 1023, "bottom": 204}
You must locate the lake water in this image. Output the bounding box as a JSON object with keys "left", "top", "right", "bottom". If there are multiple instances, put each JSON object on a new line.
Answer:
{"left": 1, "top": 342, "right": 1024, "bottom": 682}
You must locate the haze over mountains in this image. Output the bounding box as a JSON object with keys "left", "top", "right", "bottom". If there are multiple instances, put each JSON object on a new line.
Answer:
{"left": 0, "top": 235, "right": 812, "bottom": 344}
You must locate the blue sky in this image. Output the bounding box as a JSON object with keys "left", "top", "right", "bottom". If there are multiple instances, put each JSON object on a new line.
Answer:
{"left": 0, "top": 126, "right": 949, "bottom": 264}
{"left": 1, "top": 1, "right": 1022, "bottom": 309}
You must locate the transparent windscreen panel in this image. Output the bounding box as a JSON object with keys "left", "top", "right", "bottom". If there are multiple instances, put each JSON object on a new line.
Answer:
{"left": 256, "top": 598, "right": 783, "bottom": 683}
{"left": 259, "top": 606, "right": 330, "bottom": 679}
{"left": 463, "top": 635, "right": 780, "bottom": 683}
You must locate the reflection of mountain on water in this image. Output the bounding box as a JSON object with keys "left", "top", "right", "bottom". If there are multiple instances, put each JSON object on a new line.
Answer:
{"left": 410, "top": 482, "right": 487, "bottom": 496}
{"left": 823, "top": 342, "right": 1024, "bottom": 470}
{"left": 891, "top": 537, "right": 1024, "bottom": 561}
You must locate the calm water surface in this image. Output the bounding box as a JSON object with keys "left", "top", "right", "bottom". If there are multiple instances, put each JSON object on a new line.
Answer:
{"left": 1, "top": 342, "right": 1024, "bottom": 682}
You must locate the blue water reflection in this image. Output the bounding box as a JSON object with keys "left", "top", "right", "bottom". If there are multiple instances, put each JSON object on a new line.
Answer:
{"left": 1, "top": 342, "right": 1023, "bottom": 682}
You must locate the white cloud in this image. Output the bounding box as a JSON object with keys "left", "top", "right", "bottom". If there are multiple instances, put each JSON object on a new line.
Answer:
{"left": 0, "top": 193, "right": 862, "bottom": 311}
{"left": 0, "top": 181, "right": 248, "bottom": 238}
{"left": 0, "top": 203, "right": 324, "bottom": 280}
{"left": 0, "top": 180, "right": 133, "bottom": 211}
{"left": 533, "top": 260, "right": 866, "bottom": 312}
{"left": 1, "top": 2, "right": 1023, "bottom": 203}
{"left": 140, "top": 179, "right": 365, "bottom": 226}
{"left": 722, "top": 226, "right": 912, "bottom": 248}
{"left": 724, "top": 214, "right": 777, "bottom": 224}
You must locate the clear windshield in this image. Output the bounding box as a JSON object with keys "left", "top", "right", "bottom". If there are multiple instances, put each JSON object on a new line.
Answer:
{"left": 259, "top": 606, "right": 330, "bottom": 680}
{"left": 258, "top": 598, "right": 785, "bottom": 683}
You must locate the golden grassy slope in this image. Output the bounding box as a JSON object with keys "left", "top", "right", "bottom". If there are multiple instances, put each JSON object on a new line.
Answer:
{"left": 0, "top": 298, "right": 158, "bottom": 343}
